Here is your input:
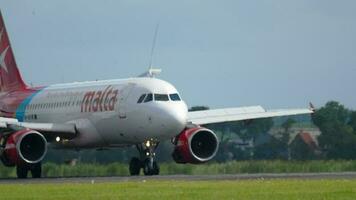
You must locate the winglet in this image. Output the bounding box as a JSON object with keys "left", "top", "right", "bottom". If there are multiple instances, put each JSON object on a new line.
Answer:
{"left": 309, "top": 102, "right": 316, "bottom": 112}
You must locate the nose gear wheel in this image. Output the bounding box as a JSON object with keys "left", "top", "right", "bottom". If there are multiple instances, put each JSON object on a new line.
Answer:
{"left": 129, "top": 139, "right": 160, "bottom": 176}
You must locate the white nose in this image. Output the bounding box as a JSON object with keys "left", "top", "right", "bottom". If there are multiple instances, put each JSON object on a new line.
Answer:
{"left": 156, "top": 102, "right": 188, "bottom": 135}
{"left": 166, "top": 106, "right": 187, "bottom": 130}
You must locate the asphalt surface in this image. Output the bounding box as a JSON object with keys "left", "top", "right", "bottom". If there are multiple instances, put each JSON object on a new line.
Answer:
{"left": 2, "top": 172, "right": 356, "bottom": 184}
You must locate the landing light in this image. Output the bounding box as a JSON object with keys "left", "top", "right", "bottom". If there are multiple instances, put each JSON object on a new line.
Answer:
{"left": 56, "top": 136, "right": 61, "bottom": 142}
{"left": 145, "top": 141, "right": 151, "bottom": 147}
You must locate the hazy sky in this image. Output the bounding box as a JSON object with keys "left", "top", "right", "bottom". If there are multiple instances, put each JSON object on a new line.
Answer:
{"left": 0, "top": 0, "right": 355, "bottom": 109}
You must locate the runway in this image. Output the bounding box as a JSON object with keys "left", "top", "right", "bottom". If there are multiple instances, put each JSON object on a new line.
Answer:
{"left": 2, "top": 172, "right": 356, "bottom": 184}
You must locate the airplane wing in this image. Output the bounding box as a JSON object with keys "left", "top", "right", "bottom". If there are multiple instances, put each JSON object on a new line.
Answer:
{"left": 187, "top": 106, "right": 313, "bottom": 125}
{"left": 0, "top": 117, "right": 77, "bottom": 139}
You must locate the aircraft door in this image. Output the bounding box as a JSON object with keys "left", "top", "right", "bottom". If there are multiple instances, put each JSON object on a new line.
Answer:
{"left": 118, "top": 83, "right": 135, "bottom": 119}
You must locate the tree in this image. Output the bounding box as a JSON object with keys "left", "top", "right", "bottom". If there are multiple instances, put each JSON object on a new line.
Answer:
{"left": 282, "top": 118, "right": 296, "bottom": 133}
{"left": 290, "top": 134, "right": 317, "bottom": 160}
{"left": 280, "top": 118, "right": 296, "bottom": 159}
{"left": 312, "top": 101, "right": 349, "bottom": 130}
{"left": 312, "top": 101, "right": 356, "bottom": 159}
{"left": 348, "top": 111, "right": 356, "bottom": 132}
{"left": 246, "top": 119, "right": 274, "bottom": 142}
{"left": 253, "top": 137, "right": 286, "bottom": 160}
{"left": 253, "top": 118, "right": 291, "bottom": 160}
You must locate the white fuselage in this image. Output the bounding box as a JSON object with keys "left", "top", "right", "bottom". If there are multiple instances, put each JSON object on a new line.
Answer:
{"left": 21, "top": 77, "right": 188, "bottom": 148}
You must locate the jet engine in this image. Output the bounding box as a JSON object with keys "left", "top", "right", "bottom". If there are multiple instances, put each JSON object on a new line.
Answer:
{"left": 0, "top": 129, "right": 47, "bottom": 166}
{"left": 172, "top": 127, "right": 219, "bottom": 164}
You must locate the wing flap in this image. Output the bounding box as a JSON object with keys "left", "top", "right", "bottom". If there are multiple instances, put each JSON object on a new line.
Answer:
{"left": 188, "top": 106, "right": 313, "bottom": 125}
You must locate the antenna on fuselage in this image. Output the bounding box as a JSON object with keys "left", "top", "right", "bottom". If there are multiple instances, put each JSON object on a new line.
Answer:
{"left": 139, "top": 23, "right": 162, "bottom": 78}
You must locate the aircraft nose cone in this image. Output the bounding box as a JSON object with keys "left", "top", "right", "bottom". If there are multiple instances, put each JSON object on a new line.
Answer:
{"left": 166, "top": 108, "right": 187, "bottom": 129}
{"left": 159, "top": 103, "right": 188, "bottom": 135}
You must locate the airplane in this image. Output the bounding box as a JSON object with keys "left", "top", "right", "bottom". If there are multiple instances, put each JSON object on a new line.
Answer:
{"left": 0, "top": 11, "right": 313, "bottom": 178}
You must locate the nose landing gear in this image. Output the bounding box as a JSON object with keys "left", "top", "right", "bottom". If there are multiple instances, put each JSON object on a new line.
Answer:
{"left": 129, "top": 139, "right": 160, "bottom": 176}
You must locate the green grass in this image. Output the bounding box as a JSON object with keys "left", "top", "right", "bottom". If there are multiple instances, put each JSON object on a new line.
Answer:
{"left": 1, "top": 179, "right": 356, "bottom": 200}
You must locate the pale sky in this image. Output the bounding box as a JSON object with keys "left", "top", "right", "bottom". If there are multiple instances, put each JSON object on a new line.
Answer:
{"left": 1, "top": 0, "right": 355, "bottom": 109}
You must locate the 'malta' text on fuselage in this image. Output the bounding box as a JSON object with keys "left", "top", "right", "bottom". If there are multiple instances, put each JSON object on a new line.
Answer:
{"left": 81, "top": 85, "right": 119, "bottom": 112}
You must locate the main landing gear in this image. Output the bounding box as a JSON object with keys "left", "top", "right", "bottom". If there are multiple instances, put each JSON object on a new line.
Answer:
{"left": 16, "top": 162, "right": 42, "bottom": 179}
{"left": 129, "top": 139, "right": 160, "bottom": 176}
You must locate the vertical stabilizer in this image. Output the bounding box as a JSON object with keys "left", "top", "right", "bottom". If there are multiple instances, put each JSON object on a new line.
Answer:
{"left": 0, "top": 11, "right": 27, "bottom": 92}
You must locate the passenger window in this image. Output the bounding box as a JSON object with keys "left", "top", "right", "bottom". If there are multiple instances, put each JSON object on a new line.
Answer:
{"left": 169, "top": 93, "right": 181, "bottom": 101}
{"left": 137, "top": 94, "right": 146, "bottom": 103}
{"left": 144, "top": 93, "right": 153, "bottom": 103}
{"left": 154, "top": 94, "right": 169, "bottom": 101}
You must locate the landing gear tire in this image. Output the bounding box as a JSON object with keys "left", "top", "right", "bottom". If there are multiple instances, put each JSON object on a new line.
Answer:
{"left": 143, "top": 159, "right": 159, "bottom": 176}
{"left": 16, "top": 163, "right": 42, "bottom": 179}
{"left": 31, "top": 163, "right": 42, "bottom": 178}
{"left": 153, "top": 162, "right": 159, "bottom": 175}
{"left": 129, "top": 157, "right": 141, "bottom": 176}
{"left": 16, "top": 165, "right": 28, "bottom": 179}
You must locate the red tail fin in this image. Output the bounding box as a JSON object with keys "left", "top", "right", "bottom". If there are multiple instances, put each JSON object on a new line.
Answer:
{"left": 0, "top": 11, "right": 27, "bottom": 92}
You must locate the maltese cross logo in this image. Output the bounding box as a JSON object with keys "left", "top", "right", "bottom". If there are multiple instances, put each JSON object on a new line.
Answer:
{"left": 0, "top": 46, "right": 9, "bottom": 73}
{"left": 0, "top": 28, "right": 9, "bottom": 73}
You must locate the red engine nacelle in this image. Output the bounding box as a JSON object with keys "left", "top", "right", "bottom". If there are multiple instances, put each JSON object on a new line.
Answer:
{"left": 0, "top": 129, "right": 47, "bottom": 166}
{"left": 172, "top": 127, "right": 219, "bottom": 164}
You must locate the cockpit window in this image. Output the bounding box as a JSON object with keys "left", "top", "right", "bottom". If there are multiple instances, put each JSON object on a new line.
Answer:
{"left": 144, "top": 93, "right": 153, "bottom": 103}
{"left": 154, "top": 94, "right": 169, "bottom": 101}
{"left": 137, "top": 94, "right": 146, "bottom": 103}
{"left": 169, "top": 93, "right": 181, "bottom": 101}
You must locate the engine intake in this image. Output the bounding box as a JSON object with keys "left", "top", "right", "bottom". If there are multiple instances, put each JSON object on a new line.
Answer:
{"left": 172, "top": 127, "right": 219, "bottom": 164}
{"left": 1, "top": 129, "right": 47, "bottom": 166}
